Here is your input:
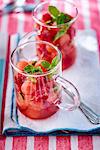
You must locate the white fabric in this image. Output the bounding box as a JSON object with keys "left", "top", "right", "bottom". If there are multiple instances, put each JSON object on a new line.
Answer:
{"left": 3, "top": 30, "right": 100, "bottom": 133}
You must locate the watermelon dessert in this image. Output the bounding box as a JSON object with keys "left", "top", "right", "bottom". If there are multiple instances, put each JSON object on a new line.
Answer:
{"left": 34, "top": 5, "right": 77, "bottom": 70}
{"left": 14, "top": 54, "right": 61, "bottom": 119}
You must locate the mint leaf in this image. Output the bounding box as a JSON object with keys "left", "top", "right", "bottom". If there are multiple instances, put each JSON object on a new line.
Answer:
{"left": 48, "top": 5, "right": 72, "bottom": 41}
{"left": 64, "top": 14, "right": 72, "bottom": 22}
{"left": 41, "top": 60, "right": 50, "bottom": 69}
{"left": 24, "top": 65, "right": 42, "bottom": 74}
{"left": 56, "top": 13, "right": 66, "bottom": 25}
{"left": 32, "top": 66, "right": 42, "bottom": 74}
{"left": 54, "top": 24, "right": 70, "bottom": 41}
{"left": 56, "top": 13, "right": 72, "bottom": 25}
{"left": 49, "top": 6, "right": 60, "bottom": 18}
{"left": 50, "top": 56, "right": 59, "bottom": 68}
{"left": 54, "top": 28, "right": 66, "bottom": 41}
{"left": 24, "top": 65, "right": 33, "bottom": 73}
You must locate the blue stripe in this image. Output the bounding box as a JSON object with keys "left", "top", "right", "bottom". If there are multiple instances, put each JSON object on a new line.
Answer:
{"left": 15, "top": 106, "right": 20, "bottom": 127}
{"left": 16, "top": 33, "right": 21, "bottom": 46}
{"left": 0, "top": 59, "right": 5, "bottom": 101}
{"left": 0, "top": 59, "right": 5, "bottom": 124}
{"left": 10, "top": 88, "right": 14, "bottom": 121}
{"left": 3, "top": 126, "right": 100, "bottom": 136}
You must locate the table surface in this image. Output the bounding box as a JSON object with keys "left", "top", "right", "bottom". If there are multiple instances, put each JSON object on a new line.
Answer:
{"left": 0, "top": 0, "right": 100, "bottom": 150}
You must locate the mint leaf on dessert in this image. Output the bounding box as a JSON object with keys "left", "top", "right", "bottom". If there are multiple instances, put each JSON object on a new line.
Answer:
{"left": 56, "top": 13, "right": 66, "bottom": 25}
{"left": 48, "top": 6, "right": 72, "bottom": 24}
{"left": 50, "top": 56, "right": 59, "bottom": 68}
{"left": 65, "top": 14, "right": 72, "bottom": 22}
{"left": 41, "top": 60, "right": 51, "bottom": 69}
{"left": 32, "top": 66, "right": 43, "bottom": 74}
{"left": 56, "top": 13, "right": 72, "bottom": 25}
{"left": 24, "top": 65, "right": 33, "bottom": 73}
{"left": 48, "top": 5, "right": 72, "bottom": 41}
{"left": 54, "top": 24, "right": 70, "bottom": 41}
{"left": 24, "top": 65, "right": 42, "bottom": 74}
{"left": 49, "top": 6, "right": 60, "bottom": 18}
{"left": 54, "top": 28, "right": 66, "bottom": 41}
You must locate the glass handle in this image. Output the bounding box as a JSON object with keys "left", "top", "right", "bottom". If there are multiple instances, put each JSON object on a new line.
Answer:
{"left": 56, "top": 76, "right": 100, "bottom": 123}
{"left": 55, "top": 76, "right": 80, "bottom": 111}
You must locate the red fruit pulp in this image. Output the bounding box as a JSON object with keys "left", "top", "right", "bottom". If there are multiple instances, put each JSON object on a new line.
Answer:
{"left": 15, "top": 60, "right": 61, "bottom": 119}
{"left": 18, "top": 101, "right": 59, "bottom": 119}
{"left": 42, "top": 13, "right": 52, "bottom": 22}
{"left": 36, "top": 12, "right": 76, "bottom": 70}
{"left": 16, "top": 61, "right": 28, "bottom": 71}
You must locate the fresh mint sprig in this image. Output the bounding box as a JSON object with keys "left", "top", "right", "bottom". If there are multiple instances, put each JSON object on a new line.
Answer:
{"left": 56, "top": 13, "right": 67, "bottom": 25}
{"left": 50, "top": 56, "right": 59, "bottom": 68}
{"left": 54, "top": 27, "right": 66, "bottom": 41}
{"left": 54, "top": 24, "right": 70, "bottom": 41}
{"left": 49, "top": 6, "right": 60, "bottom": 18}
{"left": 41, "top": 56, "right": 59, "bottom": 70}
{"left": 41, "top": 60, "right": 51, "bottom": 69}
{"left": 24, "top": 65, "right": 33, "bottom": 73}
{"left": 24, "top": 65, "right": 42, "bottom": 74}
{"left": 48, "top": 5, "right": 72, "bottom": 41}
{"left": 48, "top": 6, "right": 72, "bottom": 24}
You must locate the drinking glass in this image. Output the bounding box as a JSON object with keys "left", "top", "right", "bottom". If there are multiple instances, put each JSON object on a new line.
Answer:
{"left": 33, "top": 0, "right": 78, "bottom": 70}
{"left": 10, "top": 39, "right": 80, "bottom": 119}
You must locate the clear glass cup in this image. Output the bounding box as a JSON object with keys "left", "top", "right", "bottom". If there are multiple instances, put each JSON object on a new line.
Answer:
{"left": 10, "top": 39, "right": 80, "bottom": 119}
{"left": 32, "top": 0, "right": 78, "bottom": 70}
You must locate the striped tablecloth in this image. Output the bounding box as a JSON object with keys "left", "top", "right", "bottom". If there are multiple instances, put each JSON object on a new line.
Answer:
{"left": 0, "top": 0, "right": 100, "bottom": 150}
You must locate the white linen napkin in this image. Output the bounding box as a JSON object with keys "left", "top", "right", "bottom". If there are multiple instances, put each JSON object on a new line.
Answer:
{"left": 3, "top": 29, "right": 100, "bottom": 133}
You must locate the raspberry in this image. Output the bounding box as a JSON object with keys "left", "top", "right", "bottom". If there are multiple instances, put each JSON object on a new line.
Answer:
{"left": 42, "top": 13, "right": 52, "bottom": 22}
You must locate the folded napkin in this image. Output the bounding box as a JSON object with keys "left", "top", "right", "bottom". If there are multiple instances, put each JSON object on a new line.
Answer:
{"left": 1, "top": 30, "right": 100, "bottom": 136}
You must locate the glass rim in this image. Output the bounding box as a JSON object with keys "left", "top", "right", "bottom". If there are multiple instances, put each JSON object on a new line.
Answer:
{"left": 32, "top": 0, "right": 78, "bottom": 29}
{"left": 10, "top": 40, "right": 62, "bottom": 77}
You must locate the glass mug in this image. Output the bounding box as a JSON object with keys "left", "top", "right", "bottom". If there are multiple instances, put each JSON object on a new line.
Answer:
{"left": 33, "top": 0, "right": 78, "bottom": 70}
{"left": 10, "top": 39, "right": 80, "bottom": 119}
